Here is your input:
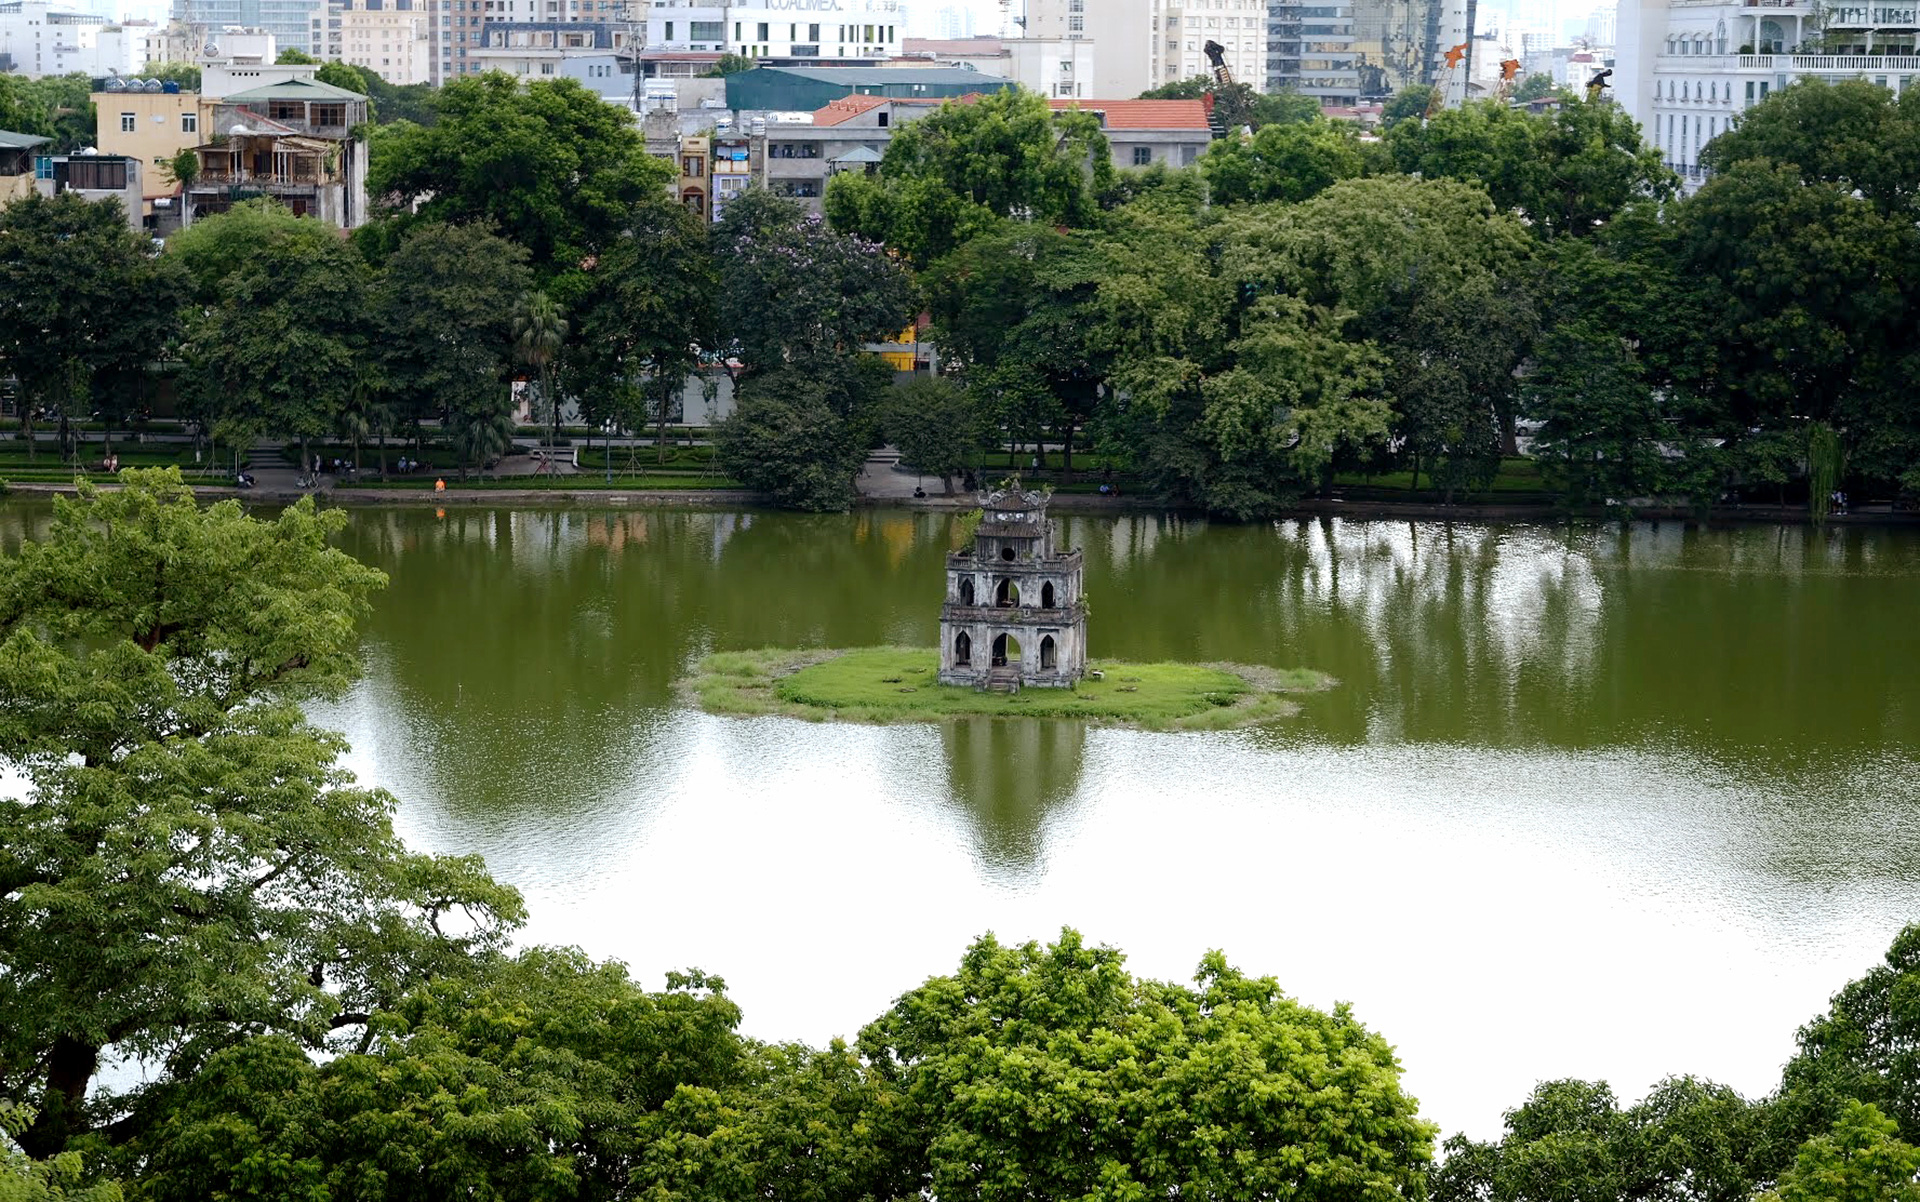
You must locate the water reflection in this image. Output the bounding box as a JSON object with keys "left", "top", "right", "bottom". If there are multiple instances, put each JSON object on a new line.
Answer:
{"left": 6, "top": 498, "right": 1920, "bottom": 1138}
{"left": 939, "top": 717, "right": 1088, "bottom": 881}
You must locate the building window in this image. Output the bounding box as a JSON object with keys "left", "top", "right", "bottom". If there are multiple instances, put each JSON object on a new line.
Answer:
{"left": 182, "top": 112, "right": 197, "bottom": 133}
{"left": 120, "top": 111, "right": 136, "bottom": 132}
{"left": 1132, "top": 146, "right": 1153, "bottom": 165}
{"left": 682, "top": 155, "right": 703, "bottom": 176}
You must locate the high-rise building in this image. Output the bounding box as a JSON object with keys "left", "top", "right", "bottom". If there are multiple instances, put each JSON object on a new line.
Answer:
{"left": 1617, "top": 0, "right": 1915, "bottom": 187}
{"left": 172, "top": 0, "right": 320, "bottom": 55}
{"left": 310, "top": 0, "right": 432, "bottom": 83}
{"left": 1023, "top": 0, "right": 1151, "bottom": 95}
{"left": 644, "top": 1, "right": 902, "bottom": 63}
{"left": 0, "top": 1, "right": 148, "bottom": 77}
{"left": 1269, "top": 0, "right": 1359, "bottom": 102}
{"left": 1153, "top": 1, "right": 1268, "bottom": 89}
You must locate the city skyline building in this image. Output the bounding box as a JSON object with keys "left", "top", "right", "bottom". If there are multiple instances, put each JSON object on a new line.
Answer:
{"left": 169, "top": 0, "right": 318, "bottom": 53}
{"left": 643, "top": 1, "right": 903, "bottom": 62}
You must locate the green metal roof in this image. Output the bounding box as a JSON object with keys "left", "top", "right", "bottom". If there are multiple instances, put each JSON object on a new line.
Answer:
{"left": 221, "top": 77, "right": 367, "bottom": 102}
{"left": 753, "top": 66, "right": 1011, "bottom": 86}
{"left": 726, "top": 65, "right": 1016, "bottom": 112}
{"left": 0, "top": 129, "right": 52, "bottom": 150}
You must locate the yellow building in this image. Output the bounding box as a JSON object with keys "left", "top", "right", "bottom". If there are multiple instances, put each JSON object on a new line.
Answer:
{"left": 676, "top": 134, "right": 709, "bottom": 222}
{"left": 90, "top": 82, "right": 213, "bottom": 221}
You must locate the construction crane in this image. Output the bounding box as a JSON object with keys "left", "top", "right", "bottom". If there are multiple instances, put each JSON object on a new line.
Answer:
{"left": 1203, "top": 38, "right": 1234, "bottom": 88}
{"left": 1201, "top": 40, "right": 1252, "bottom": 138}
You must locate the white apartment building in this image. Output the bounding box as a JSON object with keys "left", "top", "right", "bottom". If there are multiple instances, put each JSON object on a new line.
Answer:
{"left": 438, "top": 0, "right": 634, "bottom": 84}
{"left": 0, "top": 1, "right": 147, "bottom": 77}
{"left": 1024, "top": 0, "right": 1151, "bottom": 94}
{"left": 1157, "top": 0, "right": 1270, "bottom": 86}
{"left": 644, "top": 0, "right": 902, "bottom": 60}
{"left": 1617, "top": 0, "right": 1918, "bottom": 184}
{"left": 311, "top": 0, "right": 433, "bottom": 84}
{"left": 1025, "top": 0, "right": 1266, "bottom": 94}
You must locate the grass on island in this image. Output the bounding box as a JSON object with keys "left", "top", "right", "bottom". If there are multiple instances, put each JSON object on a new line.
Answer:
{"left": 685, "top": 646, "right": 1332, "bottom": 732}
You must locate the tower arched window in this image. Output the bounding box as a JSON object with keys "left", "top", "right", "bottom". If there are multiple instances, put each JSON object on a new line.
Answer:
{"left": 954, "top": 631, "right": 971, "bottom": 666}
{"left": 959, "top": 578, "right": 974, "bottom": 605}
{"left": 1041, "top": 581, "right": 1056, "bottom": 608}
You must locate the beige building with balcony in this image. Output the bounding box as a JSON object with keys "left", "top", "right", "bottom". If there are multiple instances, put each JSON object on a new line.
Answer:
{"left": 183, "top": 77, "right": 370, "bottom": 227}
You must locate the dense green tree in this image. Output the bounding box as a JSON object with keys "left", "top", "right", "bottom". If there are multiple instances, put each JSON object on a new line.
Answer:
{"left": 0, "top": 74, "right": 94, "bottom": 151}
{"left": 559, "top": 196, "right": 717, "bottom": 461}
{"left": 1769, "top": 1103, "right": 1920, "bottom": 1202}
{"left": 715, "top": 369, "right": 875, "bottom": 511}
{"left": 0, "top": 472, "right": 525, "bottom": 1158}
{"left": 700, "top": 52, "right": 756, "bottom": 76}
{"left": 274, "top": 47, "right": 319, "bottom": 64}
{"left": 858, "top": 929, "right": 1437, "bottom": 1202}
{"left": 367, "top": 75, "right": 671, "bottom": 286}
{"left": 1222, "top": 176, "right": 1535, "bottom": 494}
{"left": 885, "top": 376, "right": 982, "bottom": 493}
{"left": 134, "top": 949, "right": 745, "bottom": 1202}
{"left": 713, "top": 188, "right": 915, "bottom": 380}
{"left": 1700, "top": 79, "right": 1920, "bottom": 214}
{"left": 186, "top": 223, "right": 371, "bottom": 466}
{"left": 1432, "top": 1076, "right": 1776, "bottom": 1202}
{"left": 825, "top": 89, "right": 1113, "bottom": 265}
{"left": 1513, "top": 73, "right": 1564, "bottom": 102}
{"left": 1777, "top": 924, "right": 1920, "bottom": 1147}
{"left": 1382, "top": 84, "right": 1438, "bottom": 127}
{"left": 1523, "top": 320, "right": 1667, "bottom": 508}
{"left": 1200, "top": 116, "right": 1366, "bottom": 205}
{"left": 922, "top": 223, "right": 1111, "bottom": 475}
{"left": 1138, "top": 76, "right": 1321, "bottom": 129}
{"left": 1387, "top": 98, "right": 1673, "bottom": 238}
{"left": 165, "top": 199, "right": 339, "bottom": 304}
{"left": 372, "top": 222, "right": 531, "bottom": 466}
{"left": 1668, "top": 160, "right": 1913, "bottom": 451}
{"left": 0, "top": 192, "right": 183, "bottom": 462}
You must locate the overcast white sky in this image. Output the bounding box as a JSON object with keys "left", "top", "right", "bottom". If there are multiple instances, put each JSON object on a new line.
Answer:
{"left": 902, "top": 0, "right": 1013, "bottom": 38}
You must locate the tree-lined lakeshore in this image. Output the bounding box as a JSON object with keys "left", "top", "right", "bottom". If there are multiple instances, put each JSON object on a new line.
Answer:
{"left": 4, "top": 472, "right": 1920, "bottom": 1199}
{"left": 5, "top": 78, "right": 1920, "bottom": 516}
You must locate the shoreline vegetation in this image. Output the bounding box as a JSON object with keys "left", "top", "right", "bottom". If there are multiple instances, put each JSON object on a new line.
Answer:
{"left": 683, "top": 646, "right": 1333, "bottom": 731}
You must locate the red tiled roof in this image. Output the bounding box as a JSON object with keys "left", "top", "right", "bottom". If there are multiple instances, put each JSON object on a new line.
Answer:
{"left": 812, "top": 93, "right": 890, "bottom": 126}
{"left": 1048, "top": 98, "right": 1213, "bottom": 131}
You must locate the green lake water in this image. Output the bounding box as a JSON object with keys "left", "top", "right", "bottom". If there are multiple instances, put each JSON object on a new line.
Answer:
{"left": 6, "top": 501, "right": 1918, "bottom": 1139}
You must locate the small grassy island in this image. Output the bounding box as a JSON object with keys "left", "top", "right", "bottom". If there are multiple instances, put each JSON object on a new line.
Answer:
{"left": 685, "top": 647, "right": 1333, "bottom": 731}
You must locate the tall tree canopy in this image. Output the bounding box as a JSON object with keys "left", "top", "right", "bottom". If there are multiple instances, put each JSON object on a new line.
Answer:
{"left": 366, "top": 75, "right": 670, "bottom": 287}
{"left": 1387, "top": 98, "right": 1674, "bottom": 239}
{"left": 559, "top": 195, "right": 718, "bottom": 456}
{"left": 825, "top": 89, "right": 1114, "bottom": 265}
{"left": 0, "top": 192, "right": 184, "bottom": 460}
{"left": 0, "top": 472, "right": 525, "bottom": 1159}
{"left": 858, "top": 929, "right": 1438, "bottom": 1202}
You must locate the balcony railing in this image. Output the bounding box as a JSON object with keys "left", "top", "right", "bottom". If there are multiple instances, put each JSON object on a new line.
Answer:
{"left": 193, "top": 169, "right": 326, "bottom": 188}
{"left": 1737, "top": 51, "right": 1920, "bottom": 65}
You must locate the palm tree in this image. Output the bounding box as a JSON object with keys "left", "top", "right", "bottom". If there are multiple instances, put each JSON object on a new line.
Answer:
{"left": 510, "top": 291, "right": 568, "bottom": 464}
{"left": 449, "top": 399, "right": 516, "bottom": 481}
{"left": 337, "top": 363, "right": 387, "bottom": 477}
